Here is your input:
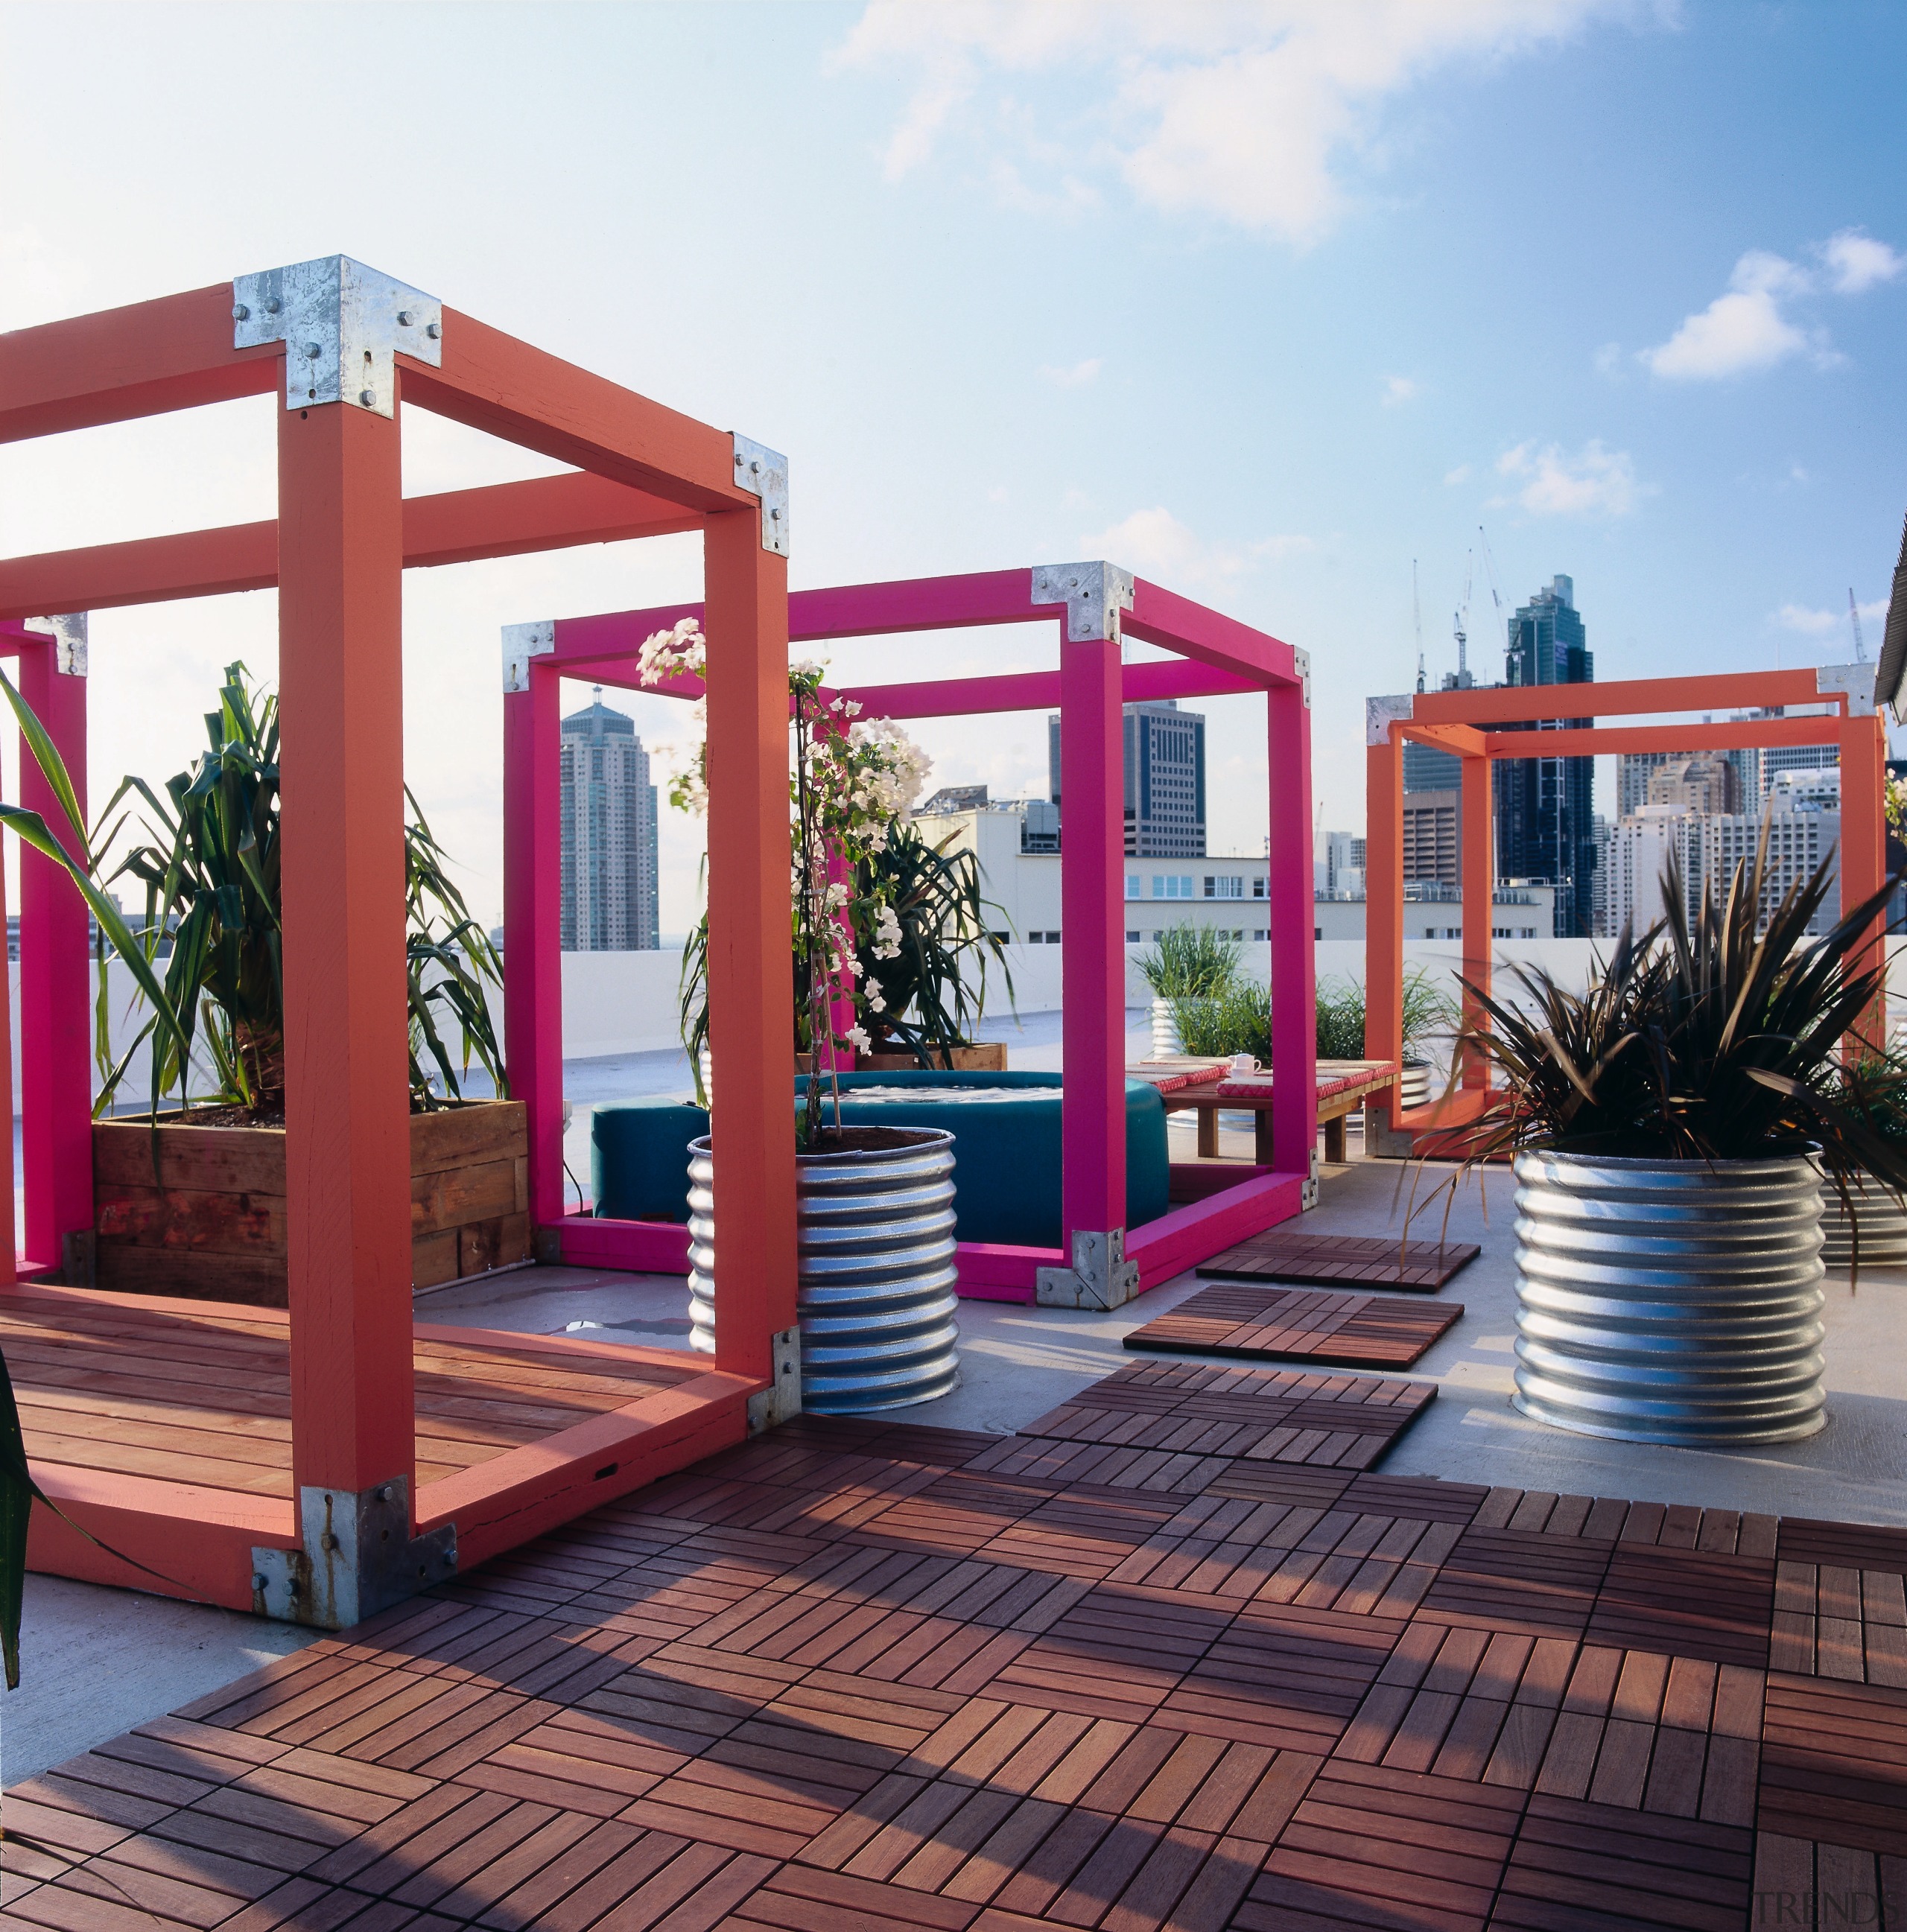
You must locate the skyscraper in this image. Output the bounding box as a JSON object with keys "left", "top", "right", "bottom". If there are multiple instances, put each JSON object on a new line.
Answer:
{"left": 560, "top": 688, "right": 659, "bottom": 950}
{"left": 1047, "top": 699, "right": 1206, "bottom": 857}
{"left": 1494, "top": 575, "right": 1596, "bottom": 936}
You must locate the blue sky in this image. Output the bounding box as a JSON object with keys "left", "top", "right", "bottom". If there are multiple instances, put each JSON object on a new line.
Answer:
{"left": 2, "top": 1, "right": 1904, "bottom": 931}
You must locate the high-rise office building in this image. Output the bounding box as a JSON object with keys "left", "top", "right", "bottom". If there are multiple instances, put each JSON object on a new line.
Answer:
{"left": 559, "top": 688, "right": 659, "bottom": 950}
{"left": 1494, "top": 575, "right": 1596, "bottom": 936}
{"left": 1619, "top": 742, "right": 1762, "bottom": 818}
{"left": 1048, "top": 699, "right": 1206, "bottom": 857}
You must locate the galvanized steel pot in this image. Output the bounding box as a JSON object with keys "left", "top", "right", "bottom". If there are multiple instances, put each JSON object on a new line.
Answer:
{"left": 1149, "top": 998, "right": 1181, "bottom": 1058}
{"left": 1511, "top": 1147, "right": 1827, "bottom": 1446}
{"left": 1815, "top": 1169, "right": 1907, "bottom": 1271}
{"left": 687, "top": 1128, "right": 959, "bottom": 1414}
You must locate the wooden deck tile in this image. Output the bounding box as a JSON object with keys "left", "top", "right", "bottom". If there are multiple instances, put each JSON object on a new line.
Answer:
{"left": 1197, "top": 1229, "right": 1480, "bottom": 1294}
{"left": 1757, "top": 1671, "right": 1907, "bottom": 1855}
{"left": 21, "top": 1341, "right": 1907, "bottom": 1932}
{"left": 1124, "top": 1283, "right": 1465, "bottom": 1370}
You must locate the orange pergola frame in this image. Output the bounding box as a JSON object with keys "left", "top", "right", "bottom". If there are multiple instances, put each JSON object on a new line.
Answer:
{"left": 0, "top": 257, "right": 796, "bottom": 1621}
{"left": 1363, "top": 667, "right": 1888, "bottom": 1151}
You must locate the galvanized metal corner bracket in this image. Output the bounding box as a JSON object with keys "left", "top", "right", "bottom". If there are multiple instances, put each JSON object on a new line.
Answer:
{"left": 502, "top": 619, "right": 555, "bottom": 693}
{"left": 1815, "top": 661, "right": 1878, "bottom": 714}
{"left": 1293, "top": 648, "right": 1312, "bottom": 709}
{"left": 251, "top": 1477, "right": 456, "bottom": 1630}
{"left": 1032, "top": 562, "right": 1135, "bottom": 644}
{"left": 1035, "top": 1228, "right": 1141, "bottom": 1311}
{"left": 746, "top": 1325, "right": 804, "bottom": 1435}
{"left": 234, "top": 255, "right": 442, "bottom": 418}
{"left": 1366, "top": 693, "right": 1415, "bottom": 747}
{"left": 23, "top": 611, "right": 87, "bottom": 676}
{"left": 731, "top": 434, "right": 790, "bottom": 558}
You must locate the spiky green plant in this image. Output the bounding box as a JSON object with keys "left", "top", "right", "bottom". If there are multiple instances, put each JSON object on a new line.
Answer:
{"left": 1441, "top": 840, "right": 1907, "bottom": 1188}
{"left": 851, "top": 824, "right": 1014, "bottom": 1067}
{"left": 1135, "top": 923, "right": 1240, "bottom": 1001}
{"left": 1171, "top": 979, "right": 1273, "bottom": 1061}
{"left": 85, "top": 664, "right": 504, "bottom": 1117}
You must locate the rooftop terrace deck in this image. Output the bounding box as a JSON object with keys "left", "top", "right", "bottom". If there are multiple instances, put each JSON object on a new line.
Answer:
{"left": 7, "top": 1374, "right": 1906, "bottom": 1932}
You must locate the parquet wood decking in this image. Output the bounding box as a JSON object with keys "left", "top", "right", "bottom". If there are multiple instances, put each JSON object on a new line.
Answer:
{"left": 1124, "top": 1283, "right": 1465, "bottom": 1369}
{"left": 1196, "top": 1230, "right": 1480, "bottom": 1294}
{"left": 0, "top": 1288, "right": 702, "bottom": 1498}
{"left": 7, "top": 1368, "right": 1906, "bottom": 1932}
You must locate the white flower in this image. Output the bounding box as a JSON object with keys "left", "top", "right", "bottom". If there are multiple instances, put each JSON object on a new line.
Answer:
{"left": 843, "top": 1025, "right": 872, "bottom": 1055}
{"left": 865, "top": 987, "right": 886, "bottom": 1012}
{"left": 638, "top": 618, "right": 706, "bottom": 686}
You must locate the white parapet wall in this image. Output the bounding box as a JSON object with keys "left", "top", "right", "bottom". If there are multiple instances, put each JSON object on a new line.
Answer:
{"left": 24, "top": 933, "right": 1907, "bottom": 1111}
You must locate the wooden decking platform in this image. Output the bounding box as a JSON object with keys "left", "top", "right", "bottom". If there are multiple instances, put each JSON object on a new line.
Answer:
{"left": 1123, "top": 1283, "right": 1465, "bottom": 1369}
{"left": 16, "top": 1361, "right": 1903, "bottom": 1932}
{"left": 1, "top": 1288, "right": 704, "bottom": 1499}
{"left": 1, "top": 1283, "right": 755, "bottom": 1602}
{"left": 1199, "top": 1230, "right": 1481, "bottom": 1294}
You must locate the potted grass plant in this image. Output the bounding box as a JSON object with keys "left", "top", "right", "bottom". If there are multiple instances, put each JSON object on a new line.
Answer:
{"left": 8, "top": 664, "right": 524, "bottom": 1305}
{"left": 1442, "top": 839, "right": 1907, "bottom": 1446}
{"left": 1138, "top": 924, "right": 1241, "bottom": 1055}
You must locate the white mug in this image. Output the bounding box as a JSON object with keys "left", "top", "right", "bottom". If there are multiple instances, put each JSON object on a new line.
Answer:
{"left": 1229, "top": 1053, "right": 1262, "bottom": 1075}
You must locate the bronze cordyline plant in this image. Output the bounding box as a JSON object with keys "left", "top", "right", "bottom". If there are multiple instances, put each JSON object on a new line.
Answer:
{"left": 1439, "top": 836, "right": 1907, "bottom": 1207}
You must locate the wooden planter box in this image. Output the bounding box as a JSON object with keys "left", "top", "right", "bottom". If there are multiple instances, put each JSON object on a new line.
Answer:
{"left": 856, "top": 1043, "right": 1008, "bottom": 1073}
{"left": 90, "top": 1101, "right": 531, "bottom": 1306}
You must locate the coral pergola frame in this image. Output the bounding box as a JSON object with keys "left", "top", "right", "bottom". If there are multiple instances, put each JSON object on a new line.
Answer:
{"left": 0, "top": 255, "right": 796, "bottom": 1621}
{"left": 1363, "top": 666, "right": 1888, "bottom": 1151}
{"left": 507, "top": 565, "right": 1318, "bottom": 1306}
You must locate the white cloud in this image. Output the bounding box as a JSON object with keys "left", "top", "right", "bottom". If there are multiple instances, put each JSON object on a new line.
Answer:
{"left": 834, "top": 1, "right": 1644, "bottom": 244}
{"left": 1638, "top": 250, "right": 1819, "bottom": 380}
{"left": 1639, "top": 229, "right": 1902, "bottom": 381}
{"left": 1593, "top": 341, "right": 1622, "bottom": 375}
{"left": 1077, "top": 506, "right": 1312, "bottom": 586}
{"left": 1821, "top": 227, "right": 1904, "bottom": 294}
{"left": 1040, "top": 357, "right": 1103, "bottom": 388}
{"left": 1443, "top": 463, "right": 1473, "bottom": 486}
{"left": 1494, "top": 439, "right": 1649, "bottom": 518}
{"left": 1381, "top": 375, "right": 1419, "bottom": 407}
{"left": 1772, "top": 598, "right": 1885, "bottom": 637}
{"left": 1772, "top": 602, "right": 1839, "bottom": 636}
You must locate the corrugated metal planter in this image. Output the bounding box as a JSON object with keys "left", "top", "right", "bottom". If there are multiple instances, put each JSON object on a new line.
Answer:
{"left": 1150, "top": 999, "right": 1181, "bottom": 1058}
{"left": 1817, "top": 1169, "right": 1907, "bottom": 1270}
{"left": 1511, "top": 1147, "right": 1827, "bottom": 1446}
{"left": 1398, "top": 1058, "right": 1433, "bottom": 1110}
{"left": 686, "top": 1128, "right": 960, "bottom": 1414}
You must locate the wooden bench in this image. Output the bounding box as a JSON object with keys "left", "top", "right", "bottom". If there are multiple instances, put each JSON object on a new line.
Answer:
{"left": 1143, "top": 1059, "right": 1400, "bottom": 1163}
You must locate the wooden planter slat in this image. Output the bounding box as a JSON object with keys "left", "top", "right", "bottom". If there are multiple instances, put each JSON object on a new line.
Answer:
{"left": 90, "top": 1100, "right": 530, "bottom": 1306}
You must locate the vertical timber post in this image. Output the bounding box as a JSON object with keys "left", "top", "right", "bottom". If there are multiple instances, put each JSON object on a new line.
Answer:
{"left": 1037, "top": 561, "right": 1138, "bottom": 1309}
{"left": 247, "top": 256, "right": 455, "bottom": 1626}
{"left": 1364, "top": 700, "right": 1410, "bottom": 1154}
{"left": 18, "top": 621, "right": 92, "bottom": 1280}
{"left": 1460, "top": 750, "right": 1494, "bottom": 1088}
{"left": 1267, "top": 658, "right": 1316, "bottom": 1192}
{"left": 704, "top": 447, "right": 799, "bottom": 1425}
{"left": 1841, "top": 710, "right": 1888, "bottom": 1052}
{"left": 503, "top": 626, "right": 564, "bottom": 1244}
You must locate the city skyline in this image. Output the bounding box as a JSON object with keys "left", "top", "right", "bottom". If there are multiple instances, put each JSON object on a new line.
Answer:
{"left": 4, "top": 4, "right": 1903, "bottom": 935}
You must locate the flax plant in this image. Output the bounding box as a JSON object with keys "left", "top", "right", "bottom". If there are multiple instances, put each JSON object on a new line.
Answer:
{"left": 1435, "top": 838, "right": 1907, "bottom": 1208}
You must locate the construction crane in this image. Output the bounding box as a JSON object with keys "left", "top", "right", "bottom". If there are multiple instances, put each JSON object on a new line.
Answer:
{"left": 1850, "top": 587, "right": 1868, "bottom": 661}
{"left": 1413, "top": 559, "right": 1425, "bottom": 693}
{"left": 1452, "top": 549, "right": 1473, "bottom": 687}
{"left": 1478, "top": 524, "right": 1506, "bottom": 632}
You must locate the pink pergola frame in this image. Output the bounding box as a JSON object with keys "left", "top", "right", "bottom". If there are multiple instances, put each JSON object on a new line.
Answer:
{"left": 506, "top": 565, "right": 1318, "bottom": 1309}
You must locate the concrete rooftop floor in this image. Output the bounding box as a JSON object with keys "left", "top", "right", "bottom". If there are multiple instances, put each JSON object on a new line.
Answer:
{"left": 7, "top": 1128, "right": 1906, "bottom": 1785}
